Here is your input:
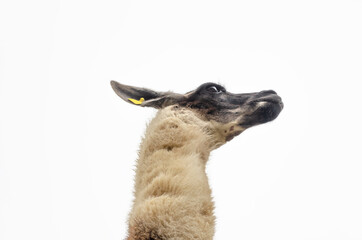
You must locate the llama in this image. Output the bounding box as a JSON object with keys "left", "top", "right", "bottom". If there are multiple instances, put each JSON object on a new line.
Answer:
{"left": 110, "top": 81, "right": 283, "bottom": 240}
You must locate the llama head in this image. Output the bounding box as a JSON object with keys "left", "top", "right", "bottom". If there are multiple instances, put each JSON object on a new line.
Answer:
{"left": 111, "top": 81, "right": 283, "bottom": 143}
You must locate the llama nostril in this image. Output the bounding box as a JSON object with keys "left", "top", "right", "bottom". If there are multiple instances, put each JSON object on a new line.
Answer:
{"left": 279, "top": 101, "right": 284, "bottom": 109}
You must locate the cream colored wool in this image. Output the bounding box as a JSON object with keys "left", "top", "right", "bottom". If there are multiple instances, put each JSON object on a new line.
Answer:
{"left": 127, "top": 106, "right": 239, "bottom": 240}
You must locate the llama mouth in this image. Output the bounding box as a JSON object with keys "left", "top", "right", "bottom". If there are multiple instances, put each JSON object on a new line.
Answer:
{"left": 238, "top": 101, "right": 283, "bottom": 128}
{"left": 256, "top": 99, "right": 283, "bottom": 106}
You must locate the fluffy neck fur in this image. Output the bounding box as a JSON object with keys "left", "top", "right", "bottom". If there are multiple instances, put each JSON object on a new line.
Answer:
{"left": 127, "top": 106, "right": 226, "bottom": 240}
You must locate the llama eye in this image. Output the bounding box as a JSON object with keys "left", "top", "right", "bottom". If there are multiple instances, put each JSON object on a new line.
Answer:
{"left": 207, "top": 86, "right": 221, "bottom": 93}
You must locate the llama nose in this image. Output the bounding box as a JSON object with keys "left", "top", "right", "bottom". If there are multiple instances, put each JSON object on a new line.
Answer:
{"left": 260, "top": 90, "right": 277, "bottom": 95}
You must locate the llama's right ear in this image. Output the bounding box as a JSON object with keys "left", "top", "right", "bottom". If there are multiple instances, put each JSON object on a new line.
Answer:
{"left": 110, "top": 81, "right": 183, "bottom": 109}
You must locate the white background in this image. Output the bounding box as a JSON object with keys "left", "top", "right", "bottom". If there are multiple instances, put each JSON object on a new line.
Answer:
{"left": 1, "top": 0, "right": 361, "bottom": 239}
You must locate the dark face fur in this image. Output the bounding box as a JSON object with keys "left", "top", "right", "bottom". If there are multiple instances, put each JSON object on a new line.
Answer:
{"left": 111, "top": 81, "right": 283, "bottom": 137}
{"left": 179, "top": 82, "right": 283, "bottom": 129}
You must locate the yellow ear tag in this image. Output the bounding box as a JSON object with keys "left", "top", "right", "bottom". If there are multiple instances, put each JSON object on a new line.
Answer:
{"left": 128, "top": 97, "right": 145, "bottom": 105}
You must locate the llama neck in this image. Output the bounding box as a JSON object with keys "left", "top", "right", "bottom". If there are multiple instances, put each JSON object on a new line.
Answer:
{"left": 128, "top": 107, "right": 218, "bottom": 239}
{"left": 133, "top": 107, "right": 217, "bottom": 201}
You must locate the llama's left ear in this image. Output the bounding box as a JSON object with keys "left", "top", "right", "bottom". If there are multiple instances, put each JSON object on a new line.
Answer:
{"left": 110, "top": 81, "right": 184, "bottom": 109}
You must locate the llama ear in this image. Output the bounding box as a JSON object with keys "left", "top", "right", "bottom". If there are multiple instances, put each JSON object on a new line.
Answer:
{"left": 110, "top": 81, "right": 184, "bottom": 109}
